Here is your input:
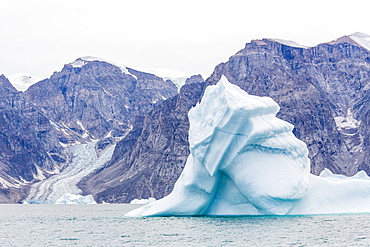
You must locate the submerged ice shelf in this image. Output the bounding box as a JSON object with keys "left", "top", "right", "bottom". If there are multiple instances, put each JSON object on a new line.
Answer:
{"left": 126, "top": 76, "right": 370, "bottom": 217}
{"left": 25, "top": 142, "right": 115, "bottom": 204}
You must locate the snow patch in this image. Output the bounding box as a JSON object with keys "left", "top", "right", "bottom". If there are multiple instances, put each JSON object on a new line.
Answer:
{"left": 59, "top": 142, "right": 69, "bottom": 147}
{"left": 268, "top": 38, "right": 309, "bottom": 48}
{"left": 76, "top": 120, "right": 86, "bottom": 131}
{"left": 33, "top": 166, "right": 46, "bottom": 181}
{"left": 350, "top": 32, "right": 370, "bottom": 51}
{"left": 104, "top": 130, "right": 113, "bottom": 138}
{"left": 334, "top": 108, "right": 360, "bottom": 131}
{"left": 0, "top": 175, "right": 31, "bottom": 189}
{"left": 68, "top": 56, "right": 136, "bottom": 77}
{"left": 7, "top": 73, "right": 42, "bottom": 91}
{"left": 0, "top": 177, "right": 15, "bottom": 189}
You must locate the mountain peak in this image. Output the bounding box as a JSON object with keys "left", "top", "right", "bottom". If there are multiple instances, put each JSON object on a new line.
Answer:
{"left": 267, "top": 38, "right": 309, "bottom": 48}
{"left": 67, "top": 56, "right": 132, "bottom": 74}
{"left": 327, "top": 32, "right": 370, "bottom": 51}
{"left": 0, "top": 74, "right": 18, "bottom": 93}
{"left": 351, "top": 32, "right": 370, "bottom": 39}
{"left": 68, "top": 56, "right": 114, "bottom": 68}
{"left": 349, "top": 32, "right": 370, "bottom": 51}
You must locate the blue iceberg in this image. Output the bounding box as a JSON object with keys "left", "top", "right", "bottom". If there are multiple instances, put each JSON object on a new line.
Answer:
{"left": 126, "top": 76, "right": 370, "bottom": 217}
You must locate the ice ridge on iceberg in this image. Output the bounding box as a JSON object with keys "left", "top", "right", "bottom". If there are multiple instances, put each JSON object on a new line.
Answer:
{"left": 126, "top": 76, "right": 370, "bottom": 217}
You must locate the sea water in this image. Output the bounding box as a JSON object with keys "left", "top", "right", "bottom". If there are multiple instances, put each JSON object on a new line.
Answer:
{"left": 1, "top": 204, "right": 370, "bottom": 246}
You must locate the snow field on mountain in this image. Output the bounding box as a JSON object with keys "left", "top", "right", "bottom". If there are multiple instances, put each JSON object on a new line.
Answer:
{"left": 7, "top": 73, "right": 41, "bottom": 91}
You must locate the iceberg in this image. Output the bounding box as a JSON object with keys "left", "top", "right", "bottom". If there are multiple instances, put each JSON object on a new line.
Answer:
{"left": 54, "top": 193, "right": 97, "bottom": 204}
{"left": 126, "top": 76, "right": 370, "bottom": 217}
{"left": 130, "top": 198, "right": 157, "bottom": 205}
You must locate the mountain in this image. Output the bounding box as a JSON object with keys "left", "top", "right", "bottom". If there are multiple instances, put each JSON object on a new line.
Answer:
{"left": 0, "top": 57, "right": 179, "bottom": 203}
{"left": 84, "top": 33, "right": 370, "bottom": 203}
{"left": 24, "top": 57, "right": 178, "bottom": 142}
{"left": 0, "top": 75, "right": 67, "bottom": 203}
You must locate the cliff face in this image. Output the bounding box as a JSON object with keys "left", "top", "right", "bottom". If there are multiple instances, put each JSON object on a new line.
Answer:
{"left": 24, "top": 58, "right": 178, "bottom": 141}
{"left": 0, "top": 75, "right": 67, "bottom": 203}
{"left": 79, "top": 76, "right": 205, "bottom": 203}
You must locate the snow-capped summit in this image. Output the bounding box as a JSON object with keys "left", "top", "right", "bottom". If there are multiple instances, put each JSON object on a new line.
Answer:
{"left": 68, "top": 57, "right": 199, "bottom": 90}
{"left": 265, "top": 32, "right": 370, "bottom": 51}
{"left": 328, "top": 32, "right": 370, "bottom": 51}
{"left": 267, "top": 38, "right": 309, "bottom": 48}
{"left": 348, "top": 32, "right": 370, "bottom": 51}
{"left": 68, "top": 56, "right": 114, "bottom": 67}
{"left": 68, "top": 56, "right": 132, "bottom": 74}
{"left": 7, "top": 73, "right": 41, "bottom": 92}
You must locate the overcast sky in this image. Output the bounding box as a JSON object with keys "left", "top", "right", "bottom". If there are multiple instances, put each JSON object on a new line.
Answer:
{"left": 1, "top": 0, "right": 370, "bottom": 79}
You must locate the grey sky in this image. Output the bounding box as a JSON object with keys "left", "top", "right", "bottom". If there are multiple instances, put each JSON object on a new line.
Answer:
{"left": 1, "top": 0, "right": 369, "bottom": 79}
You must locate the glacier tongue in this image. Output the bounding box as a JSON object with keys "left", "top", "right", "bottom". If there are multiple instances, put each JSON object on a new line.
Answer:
{"left": 25, "top": 142, "right": 115, "bottom": 204}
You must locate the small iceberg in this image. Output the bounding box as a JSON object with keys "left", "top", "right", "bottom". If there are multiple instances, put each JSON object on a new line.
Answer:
{"left": 55, "top": 193, "right": 97, "bottom": 204}
{"left": 130, "top": 198, "right": 157, "bottom": 205}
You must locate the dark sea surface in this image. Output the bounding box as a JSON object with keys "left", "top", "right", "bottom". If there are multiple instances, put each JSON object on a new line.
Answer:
{"left": 0, "top": 204, "right": 370, "bottom": 246}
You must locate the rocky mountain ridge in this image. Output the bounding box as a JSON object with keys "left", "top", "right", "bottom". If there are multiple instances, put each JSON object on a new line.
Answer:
{"left": 24, "top": 58, "right": 178, "bottom": 142}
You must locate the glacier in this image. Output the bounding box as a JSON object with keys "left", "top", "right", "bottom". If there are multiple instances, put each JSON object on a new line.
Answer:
{"left": 126, "top": 76, "right": 370, "bottom": 217}
{"left": 25, "top": 142, "right": 115, "bottom": 204}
